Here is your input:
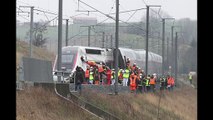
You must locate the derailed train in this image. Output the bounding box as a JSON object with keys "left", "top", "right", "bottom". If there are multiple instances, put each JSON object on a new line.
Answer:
{"left": 53, "top": 46, "right": 162, "bottom": 82}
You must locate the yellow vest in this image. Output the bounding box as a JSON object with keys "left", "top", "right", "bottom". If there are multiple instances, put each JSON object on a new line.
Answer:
{"left": 123, "top": 69, "right": 130, "bottom": 78}
{"left": 89, "top": 72, "right": 94, "bottom": 80}
{"left": 189, "top": 75, "right": 192, "bottom": 80}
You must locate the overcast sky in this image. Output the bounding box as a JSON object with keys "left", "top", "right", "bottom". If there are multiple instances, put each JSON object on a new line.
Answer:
{"left": 16, "top": 0, "right": 197, "bottom": 23}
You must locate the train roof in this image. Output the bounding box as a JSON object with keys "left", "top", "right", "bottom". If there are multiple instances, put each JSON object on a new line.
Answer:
{"left": 62, "top": 46, "right": 162, "bottom": 62}
{"left": 62, "top": 46, "right": 107, "bottom": 51}
{"left": 119, "top": 47, "right": 162, "bottom": 63}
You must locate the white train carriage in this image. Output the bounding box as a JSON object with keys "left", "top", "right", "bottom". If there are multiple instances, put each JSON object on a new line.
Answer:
{"left": 53, "top": 46, "right": 162, "bottom": 82}
{"left": 53, "top": 46, "right": 108, "bottom": 82}
{"left": 116, "top": 48, "right": 162, "bottom": 74}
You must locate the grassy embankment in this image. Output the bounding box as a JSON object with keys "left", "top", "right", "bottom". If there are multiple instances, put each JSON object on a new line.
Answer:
{"left": 78, "top": 84, "right": 197, "bottom": 120}
{"left": 16, "top": 87, "right": 99, "bottom": 120}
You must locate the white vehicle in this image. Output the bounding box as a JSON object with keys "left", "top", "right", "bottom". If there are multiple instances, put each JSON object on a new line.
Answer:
{"left": 53, "top": 46, "right": 109, "bottom": 83}
{"left": 53, "top": 46, "right": 163, "bottom": 82}
{"left": 117, "top": 48, "right": 162, "bottom": 74}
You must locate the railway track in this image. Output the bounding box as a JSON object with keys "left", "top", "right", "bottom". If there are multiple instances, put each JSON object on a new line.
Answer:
{"left": 54, "top": 83, "right": 121, "bottom": 120}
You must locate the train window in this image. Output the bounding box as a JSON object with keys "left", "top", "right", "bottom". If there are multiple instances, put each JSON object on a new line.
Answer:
{"left": 65, "top": 50, "right": 71, "bottom": 54}
{"left": 85, "top": 49, "right": 101, "bottom": 54}
{"left": 62, "top": 54, "right": 74, "bottom": 63}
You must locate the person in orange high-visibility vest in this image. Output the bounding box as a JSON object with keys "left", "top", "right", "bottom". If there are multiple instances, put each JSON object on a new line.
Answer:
{"left": 170, "top": 76, "right": 175, "bottom": 91}
{"left": 129, "top": 72, "right": 138, "bottom": 92}
{"left": 81, "top": 56, "right": 97, "bottom": 67}
{"left": 98, "top": 62, "right": 105, "bottom": 84}
{"left": 167, "top": 75, "right": 172, "bottom": 91}
{"left": 85, "top": 66, "right": 90, "bottom": 84}
{"left": 86, "top": 61, "right": 97, "bottom": 67}
{"left": 149, "top": 75, "right": 156, "bottom": 92}
{"left": 106, "top": 67, "right": 112, "bottom": 85}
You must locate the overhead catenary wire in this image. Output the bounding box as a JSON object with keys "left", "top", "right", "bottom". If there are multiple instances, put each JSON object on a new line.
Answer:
{"left": 119, "top": 3, "right": 132, "bottom": 17}
{"left": 67, "top": 17, "right": 110, "bottom": 41}
{"left": 150, "top": 7, "right": 175, "bottom": 28}
{"left": 118, "top": 3, "right": 145, "bottom": 22}
{"left": 126, "top": 10, "right": 138, "bottom": 22}
{"left": 17, "top": 14, "right": 30, "bottom": 21}
{"left": 108, "top": 0, "right": 115, "bottom": 14}
{"left": 76, "top": 23, "right": 115, "bottom": 47}
{"left": 32, "top": 16, "right": 58, "bottom": 32}
{"left": 43, "top": 12, "right": 50, "bottom": 21}
{"left": 72, "top": 0, "right": 161, "bottom": 41}
{"left": 141, "top": 0, "right": 148, "bottom": 6}
{"left": 34, "top": 5, "right": 70, "bottom": 18}
{"left": 90, "top": 27, "right": 141, "bottom": 48}
{"left": 76, "top": 0, "right": 98, "bottom": 15}
{"left": 17, "top": 2, "right": 70, "bottom": 18}
{"left": 118, "top": 3, "right": 145, "bottom": 23}
{"left": 33, "top": 8, "right": 60, "bottom": 22}
{"left": 109, "top": 8, "right": 146, "bottom": 15}
{"left": 148, "top": 8, "right": 176, "bottom": 39}
{"left": 16, "top": 6, "right": 30, "bottom": 14}
{"left": 78, "top": 0, "right": 164, "bottom": 39}
{"left": 17, "top": 5, "right": 53, "bottom": 20}
{"left": 17, "top": 0, "right": 31, "bottom": 6}
{"left": 150, "top": 7, "right": 162, "bottom": 19}
{"left": 33, "top": 8, "right": 58, "bottom": 16}
{"left": 17, "top": 4, "right": 73, "bottom": 32}
{"left": 79, "top": 0, "right": 158, "bottom": 37}
{"left": 78, "top": 0, "right": 114, "bottom": 19}
{"left": 17, "top": 0, "right": 169, "bottom": 45}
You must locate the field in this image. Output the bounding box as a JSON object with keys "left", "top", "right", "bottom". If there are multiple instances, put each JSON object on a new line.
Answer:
{"left": 16, "top": 40, "right": 55, "bottom": 64}
{"left": 16, "top": 40, "right": 197, "bottom": 120}
{"left": 16, "top": 87, "right": 99, "bottom": 120}
{"left": 78, "top": 84, "right": 197, "bottom": 120}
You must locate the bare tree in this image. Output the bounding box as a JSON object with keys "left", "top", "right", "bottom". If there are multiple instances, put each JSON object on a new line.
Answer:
{"left": 25, "top": 22, "right": 48, "bottom": 47}
{"left": 33, "top": 22, "right": 47, "bottom": 47}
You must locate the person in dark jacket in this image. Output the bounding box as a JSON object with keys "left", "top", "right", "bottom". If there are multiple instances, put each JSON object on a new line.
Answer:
{"left": 74, "top": 66, "right": 84, "bottom": 93}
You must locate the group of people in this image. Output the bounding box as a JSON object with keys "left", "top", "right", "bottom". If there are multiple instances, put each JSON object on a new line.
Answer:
{"left": 73, "top": 56, "right": 176, "bottom": 93}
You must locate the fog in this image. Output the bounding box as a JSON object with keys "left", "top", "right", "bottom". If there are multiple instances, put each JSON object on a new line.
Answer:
{"left": 17, "top": 0, "right": 197, "bottom": 23}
